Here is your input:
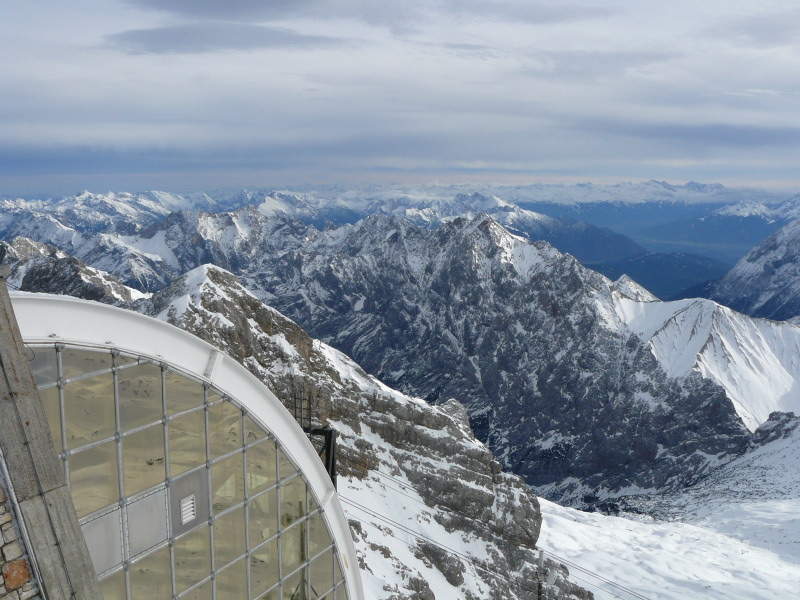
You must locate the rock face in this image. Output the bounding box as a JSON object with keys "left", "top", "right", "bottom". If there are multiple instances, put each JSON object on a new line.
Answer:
{"left": 4, "top": 237, "right": 148, "bottom": 303}
{"left": 711, "top": 218, "right": 800, "bottom": 320}
{"left": 3, "top": 205, "right": 757, "bottom": 505}
{"left": 238, "top": 215, "right": 750, "bottom": 504}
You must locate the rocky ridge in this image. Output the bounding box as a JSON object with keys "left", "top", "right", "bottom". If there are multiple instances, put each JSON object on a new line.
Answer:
{"left": 239, "top": 215, "right": 751, "bottom": 504}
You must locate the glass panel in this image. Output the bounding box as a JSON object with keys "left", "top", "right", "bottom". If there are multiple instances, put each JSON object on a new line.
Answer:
{"left": 169, "top": 410, "right": 206, "bottom": 477}
{"left": 280, "top": 477, "right": 306, "bottom": 529}
{"left": 123, "top": 424, "right": 166, "bottom": 496}
{"left": 208, "top": 401, "right": 242, "bottom": 458}
{"left": 118, "top": 363, "right": 163, "bottom": 432}
{"left": 283, "top": 568, "right": 308, "bottom": 600}
{"left": 278, "top": 449, "right": 297, "bottom": 482}
{"left": 310, "top": 550, "right": 334, "bottom": 598}
{"left": 30, "top": 346, "right": 57, "bottom": 387}
{"left": 70, "top": 441, "right": 118, "bottom": 518}
{"left": 281, "top": 521, "right": 306, "bottom": 577}
{"left": 61, "top": 348, "right": 112, "bottom": 380}
{"left": 308, "top": 511, "right": 332, "bottom": 558}
{"left": 249, "top": 489, "right": 278, "bottom": 546}
{"left": 63, "top": 372, "right": 115, "bottom": 449}
{"left": 250, "top": 537, "right": 279, "bottom": 596}
{"left": 214, "top": 506, "right": 246, "bottom": 568}
{"left": 216, "top": 557, "right": 246, "bottom": 600}
{"left": 174, "top": 525, "right": 211, "bottom": 594}
{"left": 129, "top": 545, "right": 172, "bottom": 600}
{"left": 165, "top": 370, "right": 204, "bottom": 415}
{"left": 247, "top": 439, "right": 277, "bottom": 496}
{"left": 212, "top": 452, "right": 244, "bottom": 514}
{"left": 39, "top": 386, "right": 62, "bottom": 451}
{"left": 207, "top": 388, "right": 222, "bottom": 404}
{"left": 99, "top": 569, "right": 126, "bottom": 600}
{"left": 248, "top": 439, "right": 277, "bottom": 496}
{"left": 181, "top": 579, "right": 212, "bottom": 600}
{"left": 245, "top": 415, "right": 268, "bottom": 444}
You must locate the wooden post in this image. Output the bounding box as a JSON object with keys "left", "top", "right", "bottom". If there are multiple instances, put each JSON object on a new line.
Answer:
{"left": 0, "top": 265, "right": 103, "bottom": 599}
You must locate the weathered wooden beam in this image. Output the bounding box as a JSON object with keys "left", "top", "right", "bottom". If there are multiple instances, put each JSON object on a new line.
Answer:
{"left": 0, "top": 266, "right": 103, "bottom": 600}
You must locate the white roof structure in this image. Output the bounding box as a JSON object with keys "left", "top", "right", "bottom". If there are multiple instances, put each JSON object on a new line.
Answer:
{"left": 10, "top": 292, "right": 364, "bottom": 600}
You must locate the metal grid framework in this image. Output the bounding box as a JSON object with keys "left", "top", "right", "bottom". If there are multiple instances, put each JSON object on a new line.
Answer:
{"left": 29, "top": 343, "right": 349, "bottom": 600}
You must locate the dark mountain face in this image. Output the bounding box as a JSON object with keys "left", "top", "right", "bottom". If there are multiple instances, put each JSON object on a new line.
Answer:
{"left": 239, "top": 215, "right": 750, "bottom": 504}
{"left": 709, "top": 219, "right": 800, "bottom": 321}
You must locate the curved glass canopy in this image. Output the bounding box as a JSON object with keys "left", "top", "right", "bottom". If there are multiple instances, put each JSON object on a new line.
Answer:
{"left": 12, "top": 294, "right": 362, "bottom": 600}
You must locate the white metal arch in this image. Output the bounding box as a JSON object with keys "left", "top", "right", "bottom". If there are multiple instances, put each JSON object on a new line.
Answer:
{"left": 10, "top": 292, "right": 364, "bottom": 600}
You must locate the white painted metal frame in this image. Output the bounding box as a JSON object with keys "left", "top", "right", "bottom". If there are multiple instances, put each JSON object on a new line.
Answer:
{"left": 10, "top": 292, "right": 365, "bottom": 600}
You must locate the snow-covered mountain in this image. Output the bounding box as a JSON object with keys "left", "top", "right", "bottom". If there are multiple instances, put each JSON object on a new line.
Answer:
{"left": 710, "top": 218, "right": 800, "bottom": 321}
{"left": 539, "top": 411, "right": 800, "bottom": 599}
{"left": 8, "top": 257, "right": 592, "bottom": 600}
{"left": 615, "top": 296, "right": 800, "bottom": 431}
{"left": 224, "top": 214, "right": 752, "bottom": 503}
{"left": 240, "top": 189, "right": 646, "bottom": 264}
{"left": 10, "top": 247, "right": 800, "bottom": 600}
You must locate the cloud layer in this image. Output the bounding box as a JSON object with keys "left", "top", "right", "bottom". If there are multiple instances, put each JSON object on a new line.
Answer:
{"left": 2, "top": 0, "right": 800, "bottom": 194}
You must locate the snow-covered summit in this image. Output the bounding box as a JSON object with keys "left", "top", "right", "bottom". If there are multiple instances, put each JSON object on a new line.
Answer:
{"left": 614, "top": 296, "right": 800, "bottom": 431}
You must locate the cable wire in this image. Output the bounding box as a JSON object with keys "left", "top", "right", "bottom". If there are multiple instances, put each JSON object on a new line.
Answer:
{"left": 340, "top": 493, "right": 638, "bottom": 600}
{"left": 338, "top": 452, "right": 652, "bottom": 600}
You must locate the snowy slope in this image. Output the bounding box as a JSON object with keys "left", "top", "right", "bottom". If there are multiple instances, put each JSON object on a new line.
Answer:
{"left": 561, "top": 411, "right": 800, "bottom": 600}
{"left": 614, "top": 294, "right": 800, "bottom": 431}
{"left": 538, "top": 493, "right": 800, "bottom": 600}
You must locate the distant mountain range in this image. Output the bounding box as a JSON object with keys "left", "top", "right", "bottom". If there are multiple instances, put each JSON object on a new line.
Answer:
{"left": 6, "top": 190, "right": 800, "bottom": 504}
{"left": 3, "top": 183, "right": 800, "bottom": 599}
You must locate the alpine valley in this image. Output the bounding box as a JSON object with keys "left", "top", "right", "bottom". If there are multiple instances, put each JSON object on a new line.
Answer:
{"left": 2, "top": 182, "right": 799, "bottom": 599}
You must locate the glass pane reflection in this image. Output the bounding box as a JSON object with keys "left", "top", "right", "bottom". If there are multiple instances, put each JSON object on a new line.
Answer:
{"left": 248, "top": 490, "right": 277, "bottom": 545}
{"left": 310, "top": 550, "right": 334, "bottom": 598}
{"left": 283, "top": 568, "right": 308, "bottom": 600}
{"left": 174, "top": 526, "right": 211, "bottom": 594}
{"left": 169, "top": 410, "right": 206, "bottom": 477}
{"left": 165, "top": 370, "right": 203, "bottom": 415}
{"left": 247, "top": 439, "right": 277, "bottom": 496}
{"left": 118, "top": 363, "right": 163, "bottom": 432}
{"left": 123, "top": 425, "right": 165, "bottom": 496}
{"left": 216, "top": 558, "right": 246, "bottom": 600}
{"left": 29, "top": 346, "right": 57, "bottom": 387}
{"left": 39, "top": 386, "right": 62, "bottom": 451}
{"left": 281, "top": 521, "right": 306, "bottom": 577}
{"left": 129, "top": 545, "right": 171, "bottom": 600}
{"left": 99, "top": 569, "right": 126, "bottom": 600}
{"left": 70, "top": 442, "right": 119, "bottom": 518}
{"left": 280, "top": 477, "right": 307, "bottom": 529}
{"left": 214, "top": 506, "right": 246, "bottom": 568}
{"left": 64, "top": 372, "right": 115, "bottom": 449}
{"left": 250, "top": 537, "right": 279, "bottom": 596}
{"left": 208, "top": 401, "right": 242, "bottom": 458}
{"left": 61, "top": 349, "right": 111, "bottom": 380}
{"left": 212, "top": 452, "right": 244, "bottom": 513}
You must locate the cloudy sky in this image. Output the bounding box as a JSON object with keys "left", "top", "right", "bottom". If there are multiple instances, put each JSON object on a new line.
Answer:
{"left": 2, "top": 0, "right": 800, "bottom": 195}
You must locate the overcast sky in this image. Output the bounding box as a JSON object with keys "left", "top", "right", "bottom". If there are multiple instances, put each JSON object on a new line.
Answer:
{"left": 2, "top": 0, "right": 800, "bottom": 195}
